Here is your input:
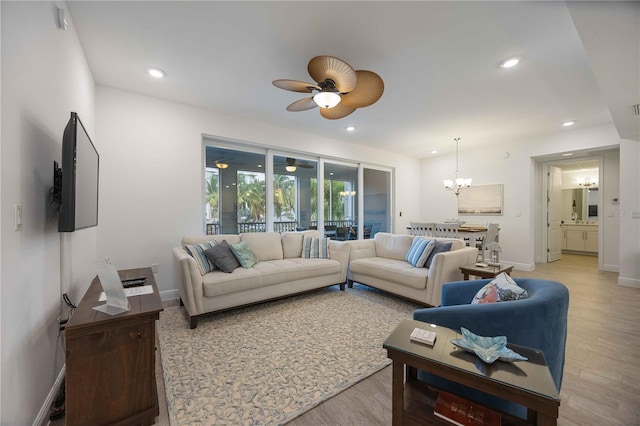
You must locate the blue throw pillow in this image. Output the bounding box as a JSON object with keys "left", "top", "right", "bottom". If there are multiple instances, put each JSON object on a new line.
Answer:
{"left": 425, "top": 241, "right": 454, "bottom": 268}
{"left": 184, "top": 240, "right": 218, "bottom": 275}
{"left": 405, "top": 237, "right": 435, "bottom": 267}
{"left": 301, "top": 235, "right": 330, "bottom": 259}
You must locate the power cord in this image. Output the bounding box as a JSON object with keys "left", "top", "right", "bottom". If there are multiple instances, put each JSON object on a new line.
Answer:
{"left": 59, "top": 293, "right": 76, "bottom": 331}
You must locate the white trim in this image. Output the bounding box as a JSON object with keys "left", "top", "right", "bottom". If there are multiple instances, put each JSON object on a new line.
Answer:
{"left": 160, "top": 288, "right": 180, "bottom": 302}
{"left": 33, "top": 365, "right": 65, "bottom": 426}
{"left": 602, "top": 263, "right": 619, "bottom": 273}
{"left": 618, "top": 277, "right": 640, "bottom": 288}
{"left": 502, "top": 261, "right": 536, "bottom": 272}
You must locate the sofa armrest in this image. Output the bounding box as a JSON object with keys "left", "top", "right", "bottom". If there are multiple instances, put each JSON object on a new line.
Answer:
{"left": 425, "top": 247, "right": 478, "bottom": 306}
{"left": 172, "top": 247, "right": 204, "bottom": 315}
{"left": 329, "top": 240, "right": 350, "bottom": 282}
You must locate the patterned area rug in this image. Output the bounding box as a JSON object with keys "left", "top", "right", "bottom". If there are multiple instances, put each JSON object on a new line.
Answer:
{"left": 157, "top": 284, "right": 422, "bottom": 425}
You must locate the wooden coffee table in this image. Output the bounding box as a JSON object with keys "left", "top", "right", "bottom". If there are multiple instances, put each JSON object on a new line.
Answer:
{"left": 383, "top": 319, "right": 560, "bottom": 426}
{"left": 460, "top": 264, "right": 514, "bottom": 280}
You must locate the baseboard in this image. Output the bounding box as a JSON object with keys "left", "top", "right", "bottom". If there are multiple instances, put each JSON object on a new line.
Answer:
{"left": 602, "top": 263, "right": 619, "bottom": 273}
{"left": 160, "top": 288, "right": 180, "bottom": 302}
{"left": 33, "top": 365, "right": 65, "bottom": 426}
{"left": 618, "top": 276, "right": 640, "bottom": 288}
{"left": 506, "top": 261, "right": 535, "bottom": 272}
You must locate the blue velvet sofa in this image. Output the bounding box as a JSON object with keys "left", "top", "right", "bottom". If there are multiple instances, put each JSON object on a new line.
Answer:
{"left": 412, "top": 277, "right": 569, "bottom": 419}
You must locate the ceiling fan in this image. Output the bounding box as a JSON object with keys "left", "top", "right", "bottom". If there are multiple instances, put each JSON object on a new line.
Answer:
{"left": 273, "top": 55, "right": 384, "bottom": 120}
{"left": 277, "top": 157, "right": 314, "bottom": 172}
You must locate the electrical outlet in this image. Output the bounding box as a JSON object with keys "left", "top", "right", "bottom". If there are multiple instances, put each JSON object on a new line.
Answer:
{"left": 151, "top": 263, "right": 159, "bottom": 273}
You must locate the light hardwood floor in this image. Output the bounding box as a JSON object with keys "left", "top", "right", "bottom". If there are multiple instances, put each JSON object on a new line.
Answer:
{"left": 63, "top": 254, "right": 639, "bottom": 425}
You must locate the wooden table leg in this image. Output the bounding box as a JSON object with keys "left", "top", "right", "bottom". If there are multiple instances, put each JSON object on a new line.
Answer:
{"left": 391, "top": 359, "right": 405, "bottom": 426}
{"left": 463, "top": 272, "right": 470, "bottom": 280}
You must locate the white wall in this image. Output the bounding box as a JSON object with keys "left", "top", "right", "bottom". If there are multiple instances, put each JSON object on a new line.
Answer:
{"left": 618, "top": 140, "right": 640, "bottom": 287}
{"left": 1, "top": 2, "right": 97, "bottom": 424}
{"left": 95, "top": 86, "right": 421, "bottom": 297}
{"left": 419, "top": 123, "right": 628, "bottom": 273}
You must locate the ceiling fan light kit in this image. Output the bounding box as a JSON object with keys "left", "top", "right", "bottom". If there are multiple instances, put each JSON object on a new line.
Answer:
{"left": 273, "top": 55, "right": 384, "bottom": 120}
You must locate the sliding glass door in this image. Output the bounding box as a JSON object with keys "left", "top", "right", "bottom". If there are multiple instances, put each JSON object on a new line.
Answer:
{"left": 204, "top": 139, "right": 392, "bottom": 238}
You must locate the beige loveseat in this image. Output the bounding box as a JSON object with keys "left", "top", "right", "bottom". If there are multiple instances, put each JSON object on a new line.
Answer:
{"left": 345, "top": 233, "right": 477, "bottom": 306}
{"left": 173, "top": 230, "right": 350, "bottom": 328}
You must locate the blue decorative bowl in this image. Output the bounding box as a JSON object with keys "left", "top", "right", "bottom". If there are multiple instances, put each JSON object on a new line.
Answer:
{"left": 451, "top": 327, "right": 528, "bottom": 364}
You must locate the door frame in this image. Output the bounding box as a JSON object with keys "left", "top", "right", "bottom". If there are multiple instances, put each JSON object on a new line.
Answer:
{"left": 538, "top": 157, "right": 604, "bottom": 269}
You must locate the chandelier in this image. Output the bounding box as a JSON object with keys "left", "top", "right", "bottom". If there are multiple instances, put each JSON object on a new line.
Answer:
{"left": 443, "top": 138, "right": 472, "bottom": 196}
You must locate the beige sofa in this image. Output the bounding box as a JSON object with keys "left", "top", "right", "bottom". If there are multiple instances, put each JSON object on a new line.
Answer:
{"left": 173, "top": 230, "right": 350, "bottom": 328}
{"left": 345, "top": 233, "right": 477, "bottom": 306}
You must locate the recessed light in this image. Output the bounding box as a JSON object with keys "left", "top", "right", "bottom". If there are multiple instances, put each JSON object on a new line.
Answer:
{"left": 431, "top": 150, "right": 438, "bottom": 154}
{"left": 148, "top": 68, "right": 166, "bottom": 78}
{"left": 562, "top": 153, "right": 574, "bottom": 157}
{"left": 346, "top": 126, "right": 355, "bottom": 132}
{"left": 257, "top": 164, "right": 262, "bottom": 168}
{"left": 562, "top": 121, "right": 576, "bottom": 127}
{"left": 499, "top": 57, "right": 520, "bottom": 69}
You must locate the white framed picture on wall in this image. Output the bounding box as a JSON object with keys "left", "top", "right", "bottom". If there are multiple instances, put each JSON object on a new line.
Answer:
{"left": 458, "top": 184, "right": 503, "bottom": 215}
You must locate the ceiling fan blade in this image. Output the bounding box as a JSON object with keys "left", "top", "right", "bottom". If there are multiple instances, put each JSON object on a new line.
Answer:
{"left": 273, "top": 79, "right": 320, "bottom": 93}
{"left": 286, "top": 97, "right": 318, "bottom": 112}
{"left": 340, "top": 70, "right": 384, "bottom": 108}
{"left": 308, "top": 56, "right": 357, "bottom": 93}
{"left": 297, "top": 163, "right": 314, "bottom": 169}
{"left": 320, "top": 103, "right": 356, "bottom": 120}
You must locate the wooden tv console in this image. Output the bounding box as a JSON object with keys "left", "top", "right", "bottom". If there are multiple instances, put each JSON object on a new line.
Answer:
{"left": 65, "top": 267, "right": 163, "bottom": 426}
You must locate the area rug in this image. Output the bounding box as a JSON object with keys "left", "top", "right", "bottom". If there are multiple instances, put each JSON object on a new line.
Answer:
{"left": 157, "top": 284, "right": 422, "bottom": 425}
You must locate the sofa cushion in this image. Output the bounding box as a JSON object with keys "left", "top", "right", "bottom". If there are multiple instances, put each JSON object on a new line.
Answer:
{"left": 281, "top": 230, "right": 321, "bottom": 258}
{"left": 202, "top": 258, "right": 341, "bottom": 298}
{"left": 471, "top": 273, "right": 528, "bottom": 304}
{"left": 240, "top": 232, "right": 283, "bottom": 261}
{"left": 203, "top": 240, "right": 240, "bottom": 273}
{"left": 350, "top": 257, "right": 429, "bottom": 290}
{"left": 425, "top": 241, "right": 454, "bottom": 268}
{"left": 302, "top": 235, "right": 330, "bottom": 259}
{"left": 231, "top": 241, "right": 258, "bottom": 269}
{"left": 184, "top": 241, "right": 217, "bottom": 275}
{"left": 254, "top": 258, "right": 341, "bottom": 286}
{"left": 374, "top": 233, "right": 414, "bottom": 260}
{"left": 405, "top": 237, "right": 435, "bottom": 267}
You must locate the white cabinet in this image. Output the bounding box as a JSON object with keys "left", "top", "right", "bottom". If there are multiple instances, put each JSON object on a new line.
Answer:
{"left": 562, "top": 225, "right": 598, "bottom": 253}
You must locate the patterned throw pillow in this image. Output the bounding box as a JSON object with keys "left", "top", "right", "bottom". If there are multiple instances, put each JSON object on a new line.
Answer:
{"left": 405, "top": 237, "right": 436, "bottom": 267}
{"left": 231, "top": 241, "right": 258, "bottom": 269}
{"left": 203, "top": 240, "right": 241, "bottom": 273}
{"left": 471, "top": 273, "right": 528, "bottom": 304}
{"left": 184, "top": 241, "right": 218, "bottom": 275}
{"left": 301, "top": 235, "right": 330, "bottom": 259}
{"left": 424, "top": 241, "right": 453, "bottom": 268}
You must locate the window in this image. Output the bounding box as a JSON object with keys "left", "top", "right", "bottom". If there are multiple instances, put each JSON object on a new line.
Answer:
{"left": 204, "top": 139, "right": 392, "bottom": 238}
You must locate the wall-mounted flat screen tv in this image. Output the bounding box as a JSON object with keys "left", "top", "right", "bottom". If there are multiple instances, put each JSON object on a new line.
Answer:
{"left": 58, "top": 112, "right": 99, "bottom": 232}
{"left": 588, "top": 204, "right": 598, "bottom": 217}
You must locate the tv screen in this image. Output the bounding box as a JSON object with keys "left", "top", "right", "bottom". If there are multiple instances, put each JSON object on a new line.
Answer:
{"left": 58, "top": 112, "right": 99, "bottom": 232}
{"left": 588, "top": 205, "right": 598, "bottom": 217}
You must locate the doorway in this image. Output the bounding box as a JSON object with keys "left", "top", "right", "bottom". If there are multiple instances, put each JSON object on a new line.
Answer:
{"left": 541, "top": 158, "right": 602, "bottom": 266}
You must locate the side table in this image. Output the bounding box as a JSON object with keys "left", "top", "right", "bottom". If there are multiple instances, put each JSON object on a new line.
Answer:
{"left": 460, "top": 264, "right": 514, "bottom": 280}
{"left": 383, "top": 319, "right": 560, "bottom": 426}
{"left": 65, "top": 267, "right": 163, "bottom": 426}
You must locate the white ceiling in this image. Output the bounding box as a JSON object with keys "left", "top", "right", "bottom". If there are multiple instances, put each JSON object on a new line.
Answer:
{"left": 66, "top": 1, "right": 639, "bottom": 158}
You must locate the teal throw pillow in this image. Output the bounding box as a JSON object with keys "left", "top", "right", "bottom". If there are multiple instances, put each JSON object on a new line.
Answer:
{"left": 231, "top": 241, "right": 258, "bottom": 268}
{"left": 405, "top": 237, "right": 435, "bottom": 267}
{"left": 425, "top": 241, "right": 453, "bottom": 268}
{"left": 184, "top": 240, "right": 218, "bottom": 275}
{"left": 301, "top": 235, "right": 330, "bottom": 259}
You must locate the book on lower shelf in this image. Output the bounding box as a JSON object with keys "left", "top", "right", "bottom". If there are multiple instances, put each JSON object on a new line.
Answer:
{"left": 434, "top": 391, "right": 501, "bottom": 426}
